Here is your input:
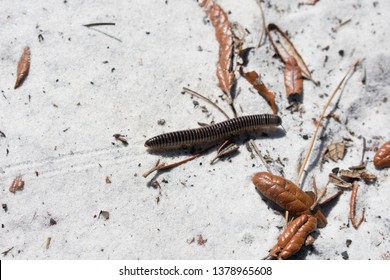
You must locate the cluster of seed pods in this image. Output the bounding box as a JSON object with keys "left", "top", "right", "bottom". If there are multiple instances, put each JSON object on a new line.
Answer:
{"left": 252, "top": 172, "right": 326, "bottom": 259}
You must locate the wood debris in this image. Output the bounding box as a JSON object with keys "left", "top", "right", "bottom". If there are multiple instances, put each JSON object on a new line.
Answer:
{"left": 197, "top": 234, "right": 208, "bottom": 246}
{"left": 113, "top": 134, "right": 128, "bottom": 146}
{"left": 329, "top": 173, "right": 352, "bottom": 188}
{"left": 14, "top": 46, "right": 31, "bottom": 89}
{"left": 9, "top": 175, "right": 24, "bottom": 193}
{"left": 105, "top": 176, "right": 112, "bottom": 184}
{"left": 350, "top": 182, "right": 365, "bottom": 229}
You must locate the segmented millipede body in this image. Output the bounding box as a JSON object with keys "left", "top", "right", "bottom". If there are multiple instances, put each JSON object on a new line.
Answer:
{"left": 252, "top": 172, "right": 327, "bottom": 228}
{"left": 269, "top": 214, "right": 317, "bottom": 260}
{"left": 145, "top": 114, "right": 282, "bottom": 149}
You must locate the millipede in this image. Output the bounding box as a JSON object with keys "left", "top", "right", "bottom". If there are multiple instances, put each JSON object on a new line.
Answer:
{"left": 145, "top": 114, "right": 282, "bottom": 149}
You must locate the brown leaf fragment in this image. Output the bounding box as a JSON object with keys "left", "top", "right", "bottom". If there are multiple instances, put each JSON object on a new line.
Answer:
{"left": 339, "top": 169, "right": 363, "bottom": 180}
{"left": 328, "top": 142, "right": 346, "bottom": 162}
{"left": 105, "top": 176, "right": 112, "bottom": 184}
{"left": 9, "top": 175, "right": 24, "bottom": 193}
{"left": 14, "top": 46, "right": 31, "bottom": 89}
{"left": 329, "top": 173, "right": 352, "bottom": 188}
{"left": 197, "top": 234, "right": 207, "bottom": 246}
{"left": 200, "top": 0, "right": 235, "bottom": 103}
{"left": 350, "top": 182, "right": 365, "bottom": 229}
{"left": 373, "top": 141, "right": 390, "bottom": 169}
{"left": 240, "top": 68, "right": 277, "bottom": 114}
{"left": 360, "top": 172, "right": 377, "bottom": 183}
{"left": 98, "top": 210, "right": 110, "bottom": 220}
{"left": 266, "top": 24, "right": 312, "bottom": 80}
{"left": 284, "top": 56, "right": 303, "bottom": 97}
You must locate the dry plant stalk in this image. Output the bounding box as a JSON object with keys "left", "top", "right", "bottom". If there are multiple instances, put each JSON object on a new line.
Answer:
{"left": 350, "top": 182, "right": 365, "bottom": 229}
{"left": 200, "top": 0, "right": 235, "bottom": 104}
{"left": 239, "top": 68, "right": 277, "bottom": 114}
{"left": 143, "top": 146, "right": 214, "bottom": 178}
{"left": 373, "top": 140, "right": 390, "bottom": 169}
{"left": 14, "top": 46, "right": 31, "bottom": 89}
{"left": 255, "top": 0, "right": 266, "bottom": 47}
{"left": 269, "top": 214, "right": 317, "bottom": 260}
{"left": 284, "top": 56, "right": 303, "bottom": 97}
{"left": 296, "top": 59, "right": 360, "bottom": 186}
{"left": 266, "top": 24, "right": 312, "bottom": 80}
{"left": 9, "top": 175, "right": 24, "bottom": 193}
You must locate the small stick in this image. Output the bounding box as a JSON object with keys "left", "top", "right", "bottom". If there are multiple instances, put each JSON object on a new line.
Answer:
{"left": 182, "top": 87, "right": 230, "bottom": 120}
{"left": 46, "top": 237, "right": 52, "bottom": 250}
{"left": 84, "top": 26, "right": 122, "bottom": 42}
{"left": 83, "top": 22, "right": 116, "bottom": 27}
{"left": 248, "top": 139, "right": 271, "bottom": 173}
{"left": 350, "top": 182, "right": 365, "bottom": 229}
{"left": 2, "top": 246, "right": 14, "bottom": 257}
{"left": 295, "top": 59, "right": 360, "bottom": 186}
{"left": 332, "top": 19, "right": 352, "bottom": 32}
{"left": 143, "top": 146, "right": 214, "bottom": 178}
{"left": 256, "top": 0, "right": 266, "bottom": 47}
{"left": 319, "top": 190, "right": 342, "bottom": 206}
{"left": 360, "top": 137, "right": 366, "bottom": 166}
{"left": 310, "top": 180, "right": 329, "bottom": 211}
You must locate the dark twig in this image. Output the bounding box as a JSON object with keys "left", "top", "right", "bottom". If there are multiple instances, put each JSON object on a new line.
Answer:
{"left": 83, "top": 22, "right": 116, "bottom": 27}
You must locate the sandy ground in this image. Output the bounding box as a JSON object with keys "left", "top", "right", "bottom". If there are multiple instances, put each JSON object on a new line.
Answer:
{"left": 1, "top": 0, "right": 389, "bottom": 260}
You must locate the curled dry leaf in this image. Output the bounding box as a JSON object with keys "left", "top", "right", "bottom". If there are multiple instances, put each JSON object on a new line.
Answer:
{"left": 239, "top": 68, "right": 277, "bottom": 114}
{"left": 15, "top": 46, "right": 31, "bottom": 89}
{"left": 373, "top": 141, "right": 390, "bottom": 169}
{"left": 9, "top": 175, "right": 24, "bottom": 193}
{"left": 266, "top": 24, "right": 312, "bottom": 80}
{"left": 329, "top": 173, "right": 352, "bottom": 188}
{"left": 200, "top": 0, "right": 234, "bottom": 104}
{"left": 269, "top": 214, "right": 317, "bottom": 260}
{"left": 284, "top": 56, "right": 303, "bottom": 97}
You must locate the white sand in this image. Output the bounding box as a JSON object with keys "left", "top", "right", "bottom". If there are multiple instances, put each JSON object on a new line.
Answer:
{"left": 0, "top": 0, "right": 389, "bottom": 259}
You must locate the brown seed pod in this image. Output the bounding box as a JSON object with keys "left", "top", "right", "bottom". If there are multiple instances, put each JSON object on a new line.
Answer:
{"left": 253, "top": 172, "right": 313, "bottom": 216}
{"left": 373, "top": 141, "right": 390, "bottom": 169}
{"left": 269, "top": 214, "right": 317, "bottom": 260}
{"left": 14, "top": 46, "right": 31, "bottom": 89}
{"left": 252, "top": 172, "right": 327, "bottom": 228}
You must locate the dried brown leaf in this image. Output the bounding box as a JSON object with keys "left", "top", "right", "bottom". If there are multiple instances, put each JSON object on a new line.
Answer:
{"left": 328, "top": 142, "right": 346, "bottom": 162}
{"left": 329, "top": 173, "right": 352, "bottom": 188}
{"left": 284, "top": 56, "right": 303, "bottom": 97}
{"left": 373, "top": 140, "right": 390, "bottom": 169}
{"left": 200, "top": 0, "right": 234, "bottom": 103}
{"left": 239, "top": 68, "right": 277, "bottom": 114}
{"left": 9, "top": 175, "right": 24, "bottom": 193}
{"left": 266, "top": 24, "right": 312, "bottom": 80}
{"left": 15, "top": 46, "right": 31, "bottom": 89}
{"left": 105, "top": 176, "right": 112, "bottom": 184}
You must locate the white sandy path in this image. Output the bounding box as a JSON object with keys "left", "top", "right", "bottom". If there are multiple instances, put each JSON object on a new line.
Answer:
{"left": 0, "top": 0, "right": 389, "bottom": 259}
